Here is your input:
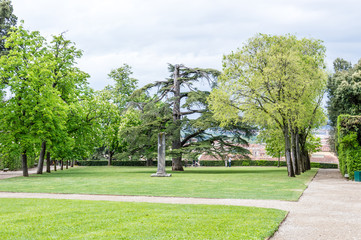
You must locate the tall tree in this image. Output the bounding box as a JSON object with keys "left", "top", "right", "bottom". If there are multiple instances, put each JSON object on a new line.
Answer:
{"left": 0, "top": 25, "right": 68, "bottom": 176}
{"left": 327, "top": 58, "right": 361, "bottom": 128}
{"left": 119, "top": 98, "right": 174, "bottom": 165}
{"left": 327, "top": 58, "right": 361, "bottom": 152}
{"left": 208, "top": 34, "right": 327, "bottom": 177}
{"left": 100, "top": 64, "right": 138, "bottom": 165}
{"left": 0, "top": 0, "right": 17, "bottom": 56}
{"left": 136, "top": 64, "right": 253, "bottom": 171}
{"left": 36, "top": 33, "right": 89, "bottom": 174}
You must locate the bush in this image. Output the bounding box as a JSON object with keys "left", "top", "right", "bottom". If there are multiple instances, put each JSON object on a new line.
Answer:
{"left": 77, "top": 160, "right": 109, "bottom": 166}
{"left": 0, "top": 155, "right": 22, "bottom": 170}
{"left": 76, "top": 159, "right": 337, "bottom": 169}
{"left": 337, "top": 115, "right": 361, "bottom": 179}
{"left": 77, "top": 160, "right": 173, "bottom": 167}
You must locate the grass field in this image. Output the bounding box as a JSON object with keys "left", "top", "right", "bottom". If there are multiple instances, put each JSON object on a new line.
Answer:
{"left": 0, "top": 166, "right": 317, "bottom": 200}
{"left": 0, "top": 198, "right": 286, "bottom": 239}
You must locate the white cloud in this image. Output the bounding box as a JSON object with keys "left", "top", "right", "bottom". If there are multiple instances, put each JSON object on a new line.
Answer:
{"left": 11, "top": 0, "right": 361, "bottom": 90}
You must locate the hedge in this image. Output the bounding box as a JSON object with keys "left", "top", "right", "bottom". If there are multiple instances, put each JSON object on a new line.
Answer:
{"left": 77, "top": 160, "right": 173, "bottom": 167}
{"left": 77, "top": 159, "right": 337, "bottom": 169}
{"left": 337, "top": 115, "right": 361, "bottom": 180}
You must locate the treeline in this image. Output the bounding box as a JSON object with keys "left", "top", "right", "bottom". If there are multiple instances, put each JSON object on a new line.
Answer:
{"left": 1, "top": 1, "right": 337, "bottom": 177}
{"left": 0, "top": 4, "right": 254, "bottom": 175}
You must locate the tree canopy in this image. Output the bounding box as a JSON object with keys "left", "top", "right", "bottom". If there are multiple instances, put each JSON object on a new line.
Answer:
{"left": 131, "top": 64, "right": 254, "bottom": 171}
{"left": 0, "top": 0, "right": 17, "bottom": 56}
{"left": 327, "top": 58, "right": 361, "bottom": 128}
{"left": 208, "top": 34, "right": 327, "bottom": 177}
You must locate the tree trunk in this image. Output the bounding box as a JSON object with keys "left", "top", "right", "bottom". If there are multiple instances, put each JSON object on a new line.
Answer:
{"left": 171, "top": 65, "right": 184, "bottom": 171}
{"left": 108, "top": 151, "right": 114, "bottom": 166}
{"left": 283, "top": 125, "right": 295, "bottom": 177}
{"left": 53, "top": 160, "right": 57, "bottom": 171}
{"left": 37, "top": 141, "right": 46, "bottom": 174}
{"left": 306, "top": 152, "right": 311, "bottom": 170}
{"left": 22, "top": 151, "right": 29, "bottom": 177}
{"left": 146, "top": 157, "right": 153, "bottom": 166}
{"left": 60, "top": 160, "right": 64, "bottom": 170}
{"left": 290, "top": 128, "right": 300, "bottom": 175}
{"left": 295, "top": 131, "right": 303, "bottom": 173}
{"left": 46, "top": 151, "right": 51, "bottom": 173}
{"left": 66, "top": 160, "right": 69, "bottom": 169}
{"left": 71, "top": 160, "right": 74, "bottom": 167}
{"left": 278, "top": 152, "right": 280, "bottom": 168}
{"left": 299, "top": 131, "right": 310, "bottom": 172}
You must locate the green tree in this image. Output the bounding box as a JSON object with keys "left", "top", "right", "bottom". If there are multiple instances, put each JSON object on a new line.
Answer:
{"left": 136, "top": 64, "right": 253, "bottom": 171}
{"left": 0, "top": 25, "right": 68, "bottom": 176}
{"left": 257, "top": 127, "right": 285, "bottom": 167}
{"left": 100, "top": 64, "right": 138, "bottom": 165}
{"left": 327, "top": 58, "right": 361, "bottom": 128}
{"left": 118, "top": 98, "right": 173, "bottom": 165}
{"left": 208, "top": 34, "right": 327, "bottom": 177}
{"left": 36, "top": 33, "right": 89, "bottom": 174}
{"left": 61, "top": 89, "right": 104, "bottom": 163}
{"left": 0, "top": 0, "right": 17, "bottom": 56}
{"left": 327, "top": 58, "right": 361, "bottom": 152}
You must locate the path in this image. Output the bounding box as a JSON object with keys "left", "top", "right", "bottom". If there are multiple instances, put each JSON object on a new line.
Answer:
{"left": 0, "top": 167, "right": 38, "bottom": 180}
{"left": 272, "top": 169, "right": 361, "bottom": 240}
{"left": 1, "top": 168, "right": 360, "bottom": 240}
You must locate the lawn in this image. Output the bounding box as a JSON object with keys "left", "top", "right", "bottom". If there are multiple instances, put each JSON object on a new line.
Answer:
{"left": 0, "top": 166, "right": 317, "bottom": 200}
{"left": 0, "top": 198, "right": 286, "bottom": 239}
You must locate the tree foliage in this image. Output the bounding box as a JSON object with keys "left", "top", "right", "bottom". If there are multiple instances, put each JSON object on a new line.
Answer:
{"left": 0, "top": 0, "right": 17, "bottom": 56}
{"left": 99, "top": 64, "right": 138, "bottom": 165}
{"left": 133, "top": 64, "right": 254, "bottom": 171}
{"left": 0, "top": 24, "right": 90, "bottom": 175}
{"left": 327, "top": 58, "right": 361, "bottom": 128}
{"left": 209, "top": 34, "right": 327, "bottom": 177}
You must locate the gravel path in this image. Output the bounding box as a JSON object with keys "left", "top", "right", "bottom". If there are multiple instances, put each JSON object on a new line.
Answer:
{"left": 0, "top": 167, "right": 38, "bottom": 180}
{"left": 272, "top": 169, "right": 361, "bottom": 240}
{"left": 1, "top": 168, "right": 360, "bottom": 239}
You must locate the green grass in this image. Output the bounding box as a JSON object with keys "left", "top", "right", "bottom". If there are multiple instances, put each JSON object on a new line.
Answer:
{"left": 0, "top": 166, "right": 317, "bottom": 200}
{"left": 0, "top": 198, "right": 286, "bottom": 240}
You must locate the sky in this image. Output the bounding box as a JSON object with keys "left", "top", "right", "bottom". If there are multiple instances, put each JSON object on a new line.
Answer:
{"left": 11, "top": 0, "right": 361, "bottom": 90}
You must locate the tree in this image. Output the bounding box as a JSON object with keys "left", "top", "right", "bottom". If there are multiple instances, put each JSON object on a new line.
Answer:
{"left": 100, "top": 64, "right": 138, "bottom": 165}
{"left": 327, "top": 58, "right": 361, "bottom": 128}
{"left": 327, "top": 58, "right": 361, "bottom": 152}
{"left": 136, "top": 64, "right": 253, "bottom": 171}
{"left": 119, "top": 96, "right": 175, "bottom": 165}
{"left": 208, "top": 34, "right": 327, "bottom": 177}
{"left": 257, "top": 127, "right": 285, "bottom": 167}
{"left": 36, "top": 33, "right": 89, "bottom": 174}
{"left": 0, "top": 25, "right": 68, "bottom": 176}
{"left": 0, "top": 0, "right": 17, "bottom": 56}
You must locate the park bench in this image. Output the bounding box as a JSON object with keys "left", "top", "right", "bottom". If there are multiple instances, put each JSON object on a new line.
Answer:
{"left": 3, "top": 168, "right": 9, "bottom": 172}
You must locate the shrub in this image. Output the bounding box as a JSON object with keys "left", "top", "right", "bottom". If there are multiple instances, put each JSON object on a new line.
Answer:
{"left": 76, "top": 159, "right": 337, "bottom": 169}
{"left": 337, "top": 115, "right": 361, "bottom": 179}
{"left": 0, "top": 155, "right": 22, "bottom": 170}
{"left": 77, "top": 160, "right": 174, "bottom": 167}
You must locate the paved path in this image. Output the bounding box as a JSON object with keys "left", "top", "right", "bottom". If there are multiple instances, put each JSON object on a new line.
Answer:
{"left": 0, "top": 167, "right": 38, "bottom": 180}
{"left": 1, "top": 168, "right": 360, "bottom": 240}
{"left": 272, "top": 169, "right": 361, "bottom": 240}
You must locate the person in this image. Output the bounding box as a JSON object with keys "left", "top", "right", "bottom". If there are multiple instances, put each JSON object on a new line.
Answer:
{"left": 228, "top": 156, "right": 232, "bottom": 167}
{"left": 197, "top": 154, "right": 202, "bottom": 167}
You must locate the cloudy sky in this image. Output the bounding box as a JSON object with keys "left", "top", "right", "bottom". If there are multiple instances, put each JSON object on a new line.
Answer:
{"left": 12, "top": 0, "right": 361, "bottom": 90}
